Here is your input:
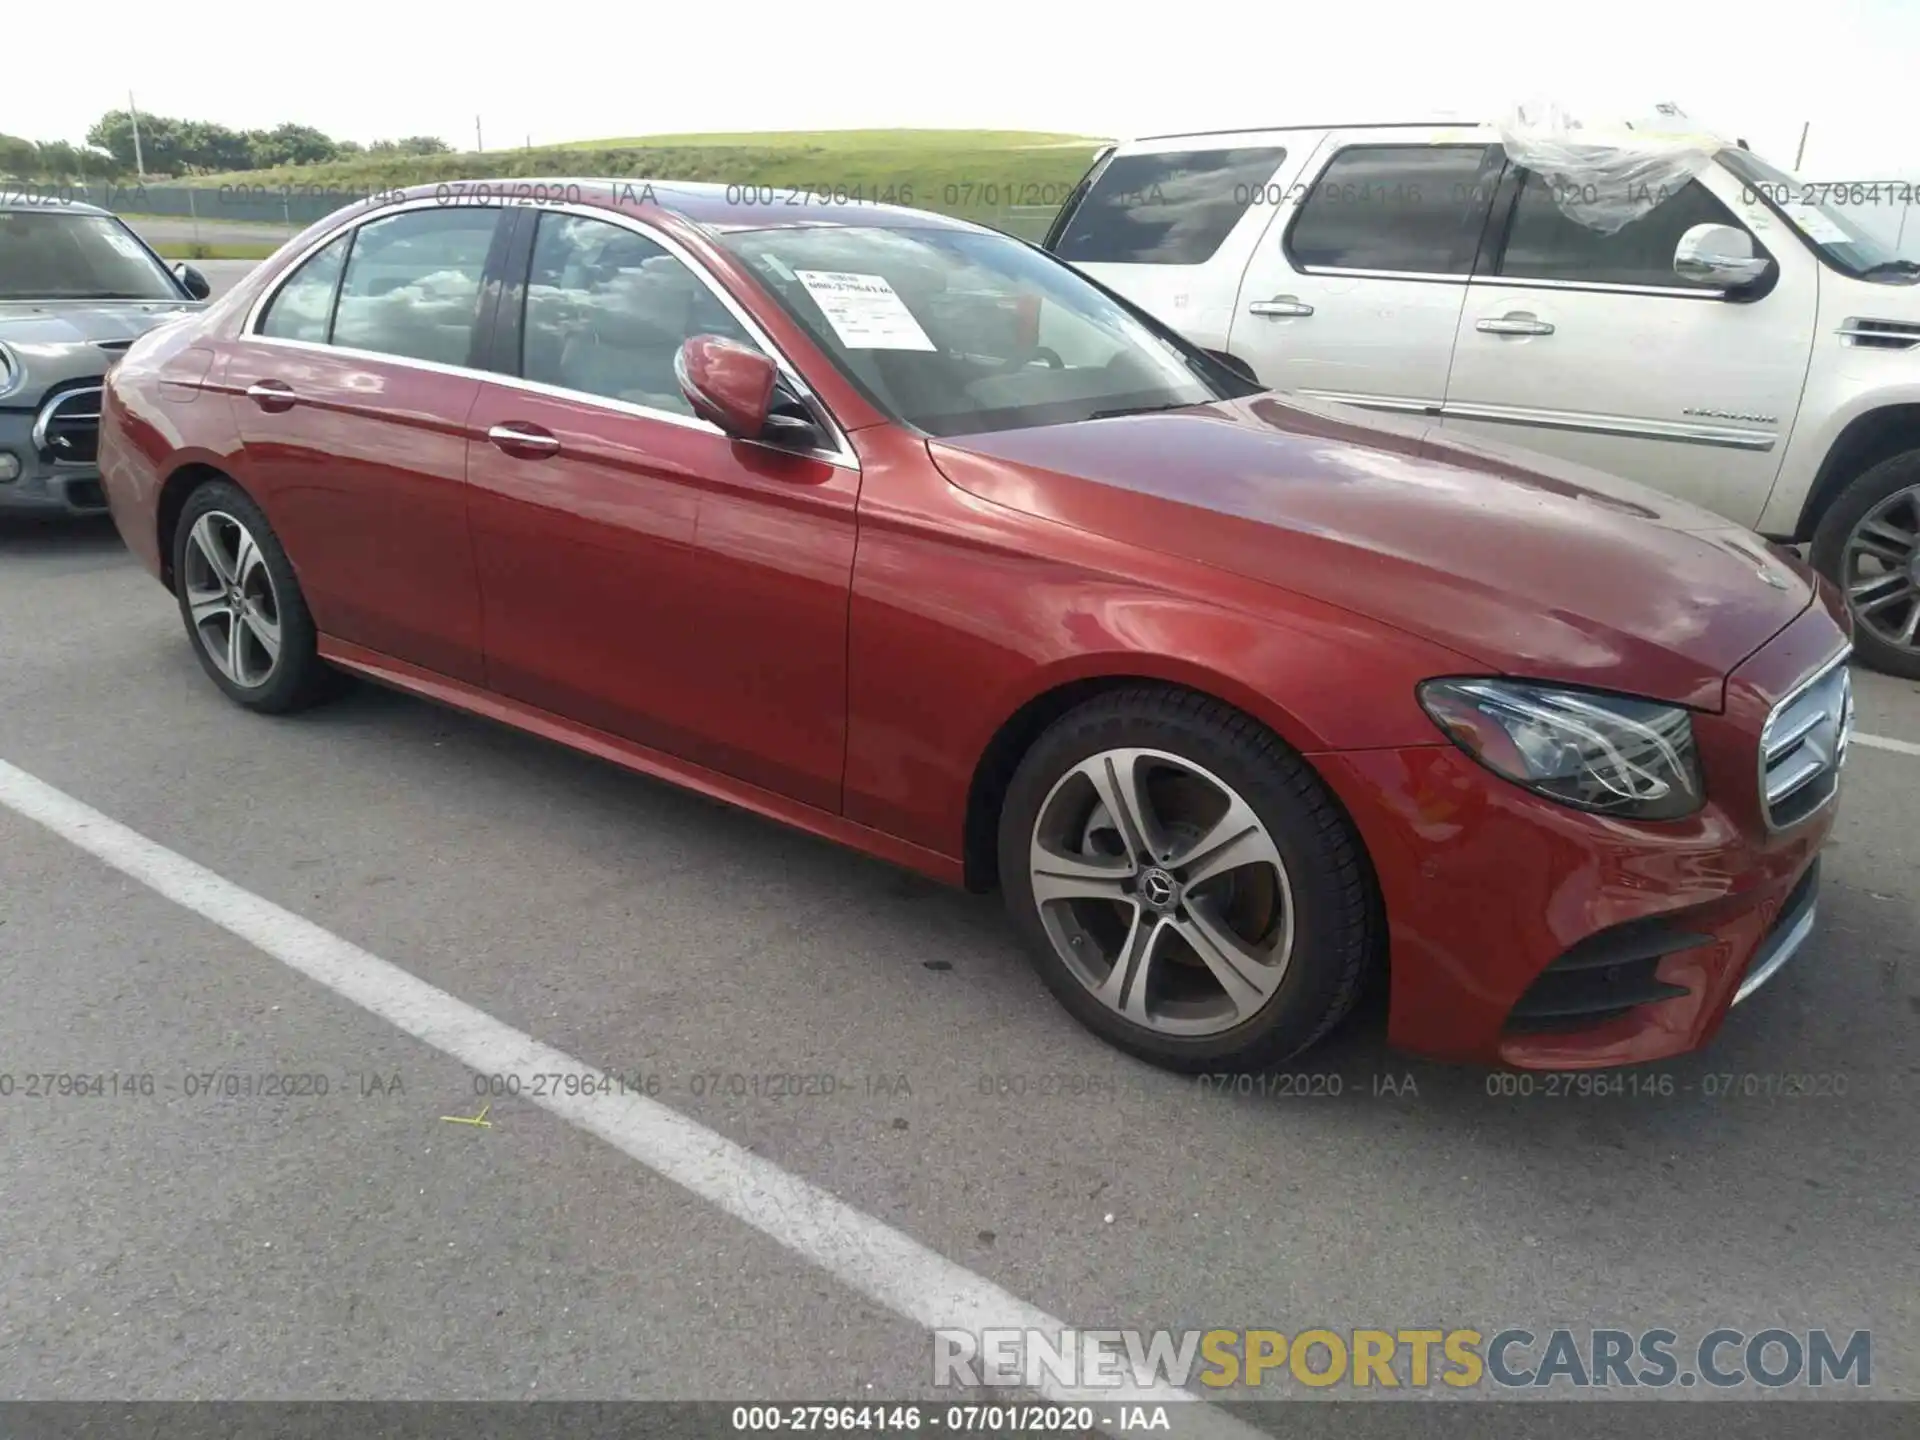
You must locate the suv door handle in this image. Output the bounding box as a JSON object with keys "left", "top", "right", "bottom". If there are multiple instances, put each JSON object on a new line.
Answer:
{"left": 486, "top": 423, "right": 561, "bottom": 458}
{"left": 245, "top": 380, "right": 297, "bottom": 412}
{"left": 1476, "top": 313, "right": 1555, "bottom": 337}
{"left": 1248, "top": 296, "right": 1315, "bottom": 317}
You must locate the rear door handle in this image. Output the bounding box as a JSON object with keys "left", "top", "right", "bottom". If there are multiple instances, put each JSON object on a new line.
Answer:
{"left": 1476, "top": 313, "right": 1555, "bottom": 337}
{"left": 486, "top": 423, "right": 561, "bottom": 458}
{"left": 1248, "top": 296, "right": 1315, "bottom": 317}
{"left": 245, "top": 380, "right": 297, "bottom": 412}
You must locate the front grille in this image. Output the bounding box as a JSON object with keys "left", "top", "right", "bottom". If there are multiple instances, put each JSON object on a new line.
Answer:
{"left": 64, "top": 479, "right": 107, "bottom": 510}
{"left": 1760, "top": 651, "right": 1853, "bottom": 830}
{"left": 32, "top": 383, "right": 104, "bottom": 466}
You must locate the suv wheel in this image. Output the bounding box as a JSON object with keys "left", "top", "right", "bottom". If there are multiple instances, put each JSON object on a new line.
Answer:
{"left": 172, "top": 480, "right": 337, "bottom": 712}
{"left": 1812, "top": 450, "right": 1920, "bottom": 679}
{"left": 997, "top": 687, "right": 1377, "bottom": 1072}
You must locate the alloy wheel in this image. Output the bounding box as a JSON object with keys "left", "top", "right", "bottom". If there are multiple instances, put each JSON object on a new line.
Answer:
{"left": 1842, "top": 483, "right": 1920, "bottom": 655}
{"left": 182, "top": 510, "right": 283, "bottom": 689}
{"left": 1027, "top": 747, "right": 1295, "bottom": 1037}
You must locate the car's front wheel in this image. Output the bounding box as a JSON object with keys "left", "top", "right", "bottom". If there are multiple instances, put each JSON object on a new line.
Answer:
{"left": 172, "top": 480, "right": 336, "bottom": 713}
{"left": 1812, "top": 450, "right": 1920, "bottom": 679}
{"left": 998, "top": 687, "right": 1377, "bottom": 1072}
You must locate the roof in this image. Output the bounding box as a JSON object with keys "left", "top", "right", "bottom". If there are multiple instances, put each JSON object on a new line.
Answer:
{"left": 0, "top": 197, "right": 113, "bottom": 217}
{"left": 1130, "top": 117, "right": 1482, "bottom": 143}
{"left": 380, "top": 178, "right": 990, "bottom": 236}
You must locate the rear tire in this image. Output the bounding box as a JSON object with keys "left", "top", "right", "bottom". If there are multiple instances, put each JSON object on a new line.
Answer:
{"left": 997, "top": 686, "right": 1377, "bottom": 1072}
{"left": 172, "top": 480, "right": 338, "bottom": 713}
{"left": 1811, "top": 450, "right": 1920, "bottom": 679}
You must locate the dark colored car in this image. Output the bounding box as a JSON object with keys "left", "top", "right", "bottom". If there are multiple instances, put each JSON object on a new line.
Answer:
{"left": 98, "top": 180, "right": 1853, "bottom": 1072}
{"left": 1, "top": 198, "right": 210, "bottom": 514}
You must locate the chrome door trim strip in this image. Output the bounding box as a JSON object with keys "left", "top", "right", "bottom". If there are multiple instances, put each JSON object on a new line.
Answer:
{"left": 1295, "top": 389, "right": 1436, "bottom": 414}
{"left": 1440, "top": 400, "right": 1777, "bottom": 450}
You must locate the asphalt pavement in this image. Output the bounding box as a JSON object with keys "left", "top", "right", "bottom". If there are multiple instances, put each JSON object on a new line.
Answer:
{"left": 0, "top": 508, "right": 1916, "bottom": 1425}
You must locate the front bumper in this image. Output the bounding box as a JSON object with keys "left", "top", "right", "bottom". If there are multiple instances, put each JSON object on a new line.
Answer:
{"left": 1317, "top": 597, "right": 1850, "bottom": 1069}
{"left": 0, "top": 404, "right": 108, "bottom": 514}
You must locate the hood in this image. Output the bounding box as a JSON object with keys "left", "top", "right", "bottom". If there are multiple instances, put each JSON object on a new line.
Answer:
{"left": 927, "top": 393, "right": 1814, "bottom": 711}
{"left": 0, "top": 300, "right": 200, "bottom": 399}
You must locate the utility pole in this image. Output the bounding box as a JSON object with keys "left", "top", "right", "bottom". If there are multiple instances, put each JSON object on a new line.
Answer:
{"left": 475, "top": 116, "right": 483, "bottom": 154}
{"left": 128, "top": 91, "right": 146, "bottom": 180}
{"left": 1794, "top": 121, "right": 1810, "bottom": 171}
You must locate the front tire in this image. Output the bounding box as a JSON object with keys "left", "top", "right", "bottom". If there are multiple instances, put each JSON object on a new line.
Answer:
{"left": 172, "top": 480, "right": 336, "bottom": 713}
{"left": 997, "top": 687, "right": 1377, "bottom": 1072}
{"left": 1811, "top": 450, "right": 1920, "bottom": 679}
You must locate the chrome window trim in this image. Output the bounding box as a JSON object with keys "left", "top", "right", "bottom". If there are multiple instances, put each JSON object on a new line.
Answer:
{"left": 32, "top": 385, "right": 103, "bottom": 465}
{"left": 241, "top": 194, "right": 860, "bottom": 472}
{"left": 1439, "top": 399, "right": 1776, "bottom": 451}
{"left": 1468, "top": 274, "right": 1728, "bottom": 300}
{"left": 1756, "top": 645, "right": 1853, "bottom": 834}
{"left": 1295, "top": 265, "right": 1472, "bottom": 283}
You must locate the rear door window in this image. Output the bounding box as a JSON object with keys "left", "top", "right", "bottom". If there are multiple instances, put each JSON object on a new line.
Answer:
{"left": 1051, "top": 147, "right": 1289, "bottom": 266}
{"left": 330, "top": 208, "right": 500, "bottom": 367}
{"left": 257, "top": 233, "right": 350, "bottom": 343}
{"left": 1285, "top": 145, "right": 1500, "bottom": 275}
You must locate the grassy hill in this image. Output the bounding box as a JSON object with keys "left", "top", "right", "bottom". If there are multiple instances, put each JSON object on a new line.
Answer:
{"left": 153, "top": 129, "right": 1107, "bottom": 232}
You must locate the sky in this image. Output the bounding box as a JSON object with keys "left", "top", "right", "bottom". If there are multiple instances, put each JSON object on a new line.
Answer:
{"left": 7, "top": 0, "right": 1918, "bottom": 178}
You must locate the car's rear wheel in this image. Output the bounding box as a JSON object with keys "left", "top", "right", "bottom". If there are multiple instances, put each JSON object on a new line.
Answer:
{"left": 1812, "top": 450, "right": 1920, "bottom": 679}
{"left": 172, "top": 480, "right": 336, "bottom": 713}
{"left": 997, "top": 687, "right": 1376, "bottom": 1071}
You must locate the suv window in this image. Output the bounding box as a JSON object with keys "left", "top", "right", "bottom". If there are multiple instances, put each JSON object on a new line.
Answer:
{"left": 520, "top": 212, "right": 758, "bottom": 415}
{"left": 1287, "top": 145, "right": 1497, "bottom": 275}
{"left": 258, "top": 232, "right": 349, "bottom": 343}
{"left": 1051, "top": 147, "right": 1288, "bottom": 266}
{"left": 330, "top": 208, "right": 498, "bottom": 366}
{"left": 1496, "top": 171, "right": 1753, "bottom": 289}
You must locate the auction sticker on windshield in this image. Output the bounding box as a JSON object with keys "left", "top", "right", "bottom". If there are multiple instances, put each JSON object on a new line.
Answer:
{"left": 795, "top": 270, "right": 936, "bottom": 351}
{"left": 1780, "top": 203, "right": 1852, "bottom": 246}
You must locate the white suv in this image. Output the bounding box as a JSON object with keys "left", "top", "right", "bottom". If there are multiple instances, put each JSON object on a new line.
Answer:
{"left": 1042, "top": 122, "right": 1920, "bottom": 676}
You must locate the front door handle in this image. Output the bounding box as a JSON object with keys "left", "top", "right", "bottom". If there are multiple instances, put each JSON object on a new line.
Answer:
{"left": 486, "top": 423, "right": 561, "bottom": 458}
{"left": 245, "top": 380, "right": 297, "bottom": 412}
{"left": 1248, "top": 296, "right": 1315, "bottom": 317}
{"left": 1476, "top": 313, "right": 1555, "bottom": 337}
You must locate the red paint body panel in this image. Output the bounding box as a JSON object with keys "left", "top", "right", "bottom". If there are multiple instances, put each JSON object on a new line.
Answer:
{"left": 219, "top": 342, "right": 487, "bottom": 684}
{"left": 95, "top": 178, "right": 1853, "bottom": 1070}
{"left": 465, "top": 382, "right": 858, "bottom": 811}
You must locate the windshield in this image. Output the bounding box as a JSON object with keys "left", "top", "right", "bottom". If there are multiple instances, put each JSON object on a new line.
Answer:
{"left": 1719, "top": 150, "right": 1916, "bottom": 283}
{"left": 0, "top": 210, "right": 184, "bottom": 301}
{"left": 716, "top": 224, "right": 1230, "bottom": 437}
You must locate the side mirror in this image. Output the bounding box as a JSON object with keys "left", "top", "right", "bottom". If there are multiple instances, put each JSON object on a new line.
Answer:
{"left": 174, "top": 262, "right": 211, "bottom": 300}
{"left": 675, "top": 334, "right": 777, "bottom": 439}
{"left": 1673, "top": 224, "right": 1773, "bottom": 293}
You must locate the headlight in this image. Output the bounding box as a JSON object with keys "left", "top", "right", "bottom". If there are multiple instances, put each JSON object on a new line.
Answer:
{"left": 0, "top": 342, "right": 19, "bottom": 399}
{"left": 1418, "top": 679, "right": 1704, "bottom": 820}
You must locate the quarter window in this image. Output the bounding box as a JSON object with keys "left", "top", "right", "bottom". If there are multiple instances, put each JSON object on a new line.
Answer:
{"left": 520, "top": 213, "right": 759, "bottom": 415}
{"left": 1051, "top": 147, "right": 1289, "bottom": 266}
{"left": 257, "top": 232, "right": 349, "bottom": 343}
{"left": 330, "top": 208, "right": 498, "bottom": 366}
{"left": 1495, "top": 172, "right": 1754, "bottom": 289}
{"left": 1286, "top": 146, "right": 1498, "bottom": 274}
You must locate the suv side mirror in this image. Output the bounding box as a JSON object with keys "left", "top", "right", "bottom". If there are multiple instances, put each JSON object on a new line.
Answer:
{"left": 1673, "top": 224, "right": 1773, "bottom": 293}
{"left": 173, "top": 262, "right": 212, "bottom": 300}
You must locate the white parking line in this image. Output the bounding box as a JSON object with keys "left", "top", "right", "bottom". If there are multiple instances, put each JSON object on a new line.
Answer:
{"left": 1854, "top": 731, "right": 1920, "bottom": 757}
{"left": 0, "top": 757, "right": 1265, "bottom": 1439}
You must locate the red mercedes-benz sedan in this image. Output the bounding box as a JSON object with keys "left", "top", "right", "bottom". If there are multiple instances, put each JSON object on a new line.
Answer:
{"left": 97, "top": 179, "right": 1854, "bottom": 1072}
